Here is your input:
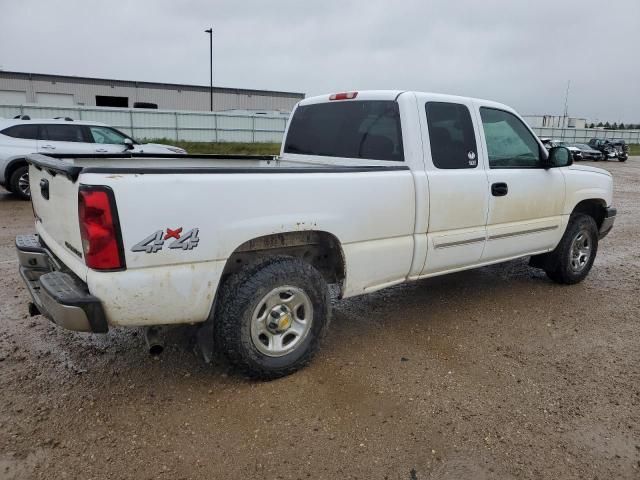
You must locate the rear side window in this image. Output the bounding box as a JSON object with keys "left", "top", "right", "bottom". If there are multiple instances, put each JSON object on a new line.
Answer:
{"left": 42, "top": 124, "right": 87, "bottom": 143}
{"left": 425, "top": 102, "right": 478, "bottom": 169}
{"left": 1, "top": 124, "right": 39, "bottom": 140}
{"left": 284, "top": 100, "right": 404, "bottom": 161}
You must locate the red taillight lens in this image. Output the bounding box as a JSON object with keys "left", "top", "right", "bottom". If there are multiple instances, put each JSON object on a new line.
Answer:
{"left": 78, "top": 186, "right": 125, "bottom": 270}
{"left": 329, "top": 91, "right": 358, "bottom": 101}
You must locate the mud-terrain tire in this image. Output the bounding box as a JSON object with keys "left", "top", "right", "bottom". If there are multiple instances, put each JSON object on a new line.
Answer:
{"left": 214, "top": 256, "right": 330, "bottom": 379}
{"left": 9, "top": 165, "right": 30, "bottom": 200}
{"left": 542, "top": 214, "right": 599, "bottom": 285}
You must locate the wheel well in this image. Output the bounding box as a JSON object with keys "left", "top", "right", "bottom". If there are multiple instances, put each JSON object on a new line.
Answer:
{"left": 221, "top": 231, "right": 346, "bottom": 293}
{"left": 5, "top": 158, "right": 27, "bottom": 185}
{"left": 572, "top": 199, "right": 607, "bottom": 229}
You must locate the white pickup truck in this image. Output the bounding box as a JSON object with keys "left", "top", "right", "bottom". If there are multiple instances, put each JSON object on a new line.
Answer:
{"left": 16, "top": 90, "right": 616, "bottom": 378}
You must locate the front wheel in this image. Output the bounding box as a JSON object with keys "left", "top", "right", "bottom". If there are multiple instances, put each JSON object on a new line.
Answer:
{"left": 9, "top": 166, "right": 30, "bottom": 200}
{"left": 542, "top": 214, "right": 599, "bottom": 284}
{"left": 214, "top": 256, "right": 330, "bottom": 379}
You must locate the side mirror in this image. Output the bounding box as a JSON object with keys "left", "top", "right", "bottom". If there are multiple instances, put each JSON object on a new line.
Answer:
{"left": 543, "top": 146, "right": 572, "bottom": 169}
{"left": 123, "top": 138, "right": 135, "bottom": 151}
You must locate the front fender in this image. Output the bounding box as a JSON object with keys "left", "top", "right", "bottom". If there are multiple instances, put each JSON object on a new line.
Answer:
{"left": 562, "top": 167, "right": 613, "bottom": 213}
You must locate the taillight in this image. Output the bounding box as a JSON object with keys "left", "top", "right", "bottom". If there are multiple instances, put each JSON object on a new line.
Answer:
{"left": 329, "top": 91, "right": 358, "bottom": 101}
{"left": 78, "top": 186, "right": 125, "bottom": 270}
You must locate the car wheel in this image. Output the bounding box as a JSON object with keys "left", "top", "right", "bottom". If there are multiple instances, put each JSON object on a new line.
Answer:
{"left": 9, "top": 166, "right": 30, "bottom": 200}
{"left": 542, "top": 214, "right": 598, "bottom": 285}
{"left": 618, "top": 157, "right": 627, "bottom": 162}
{"left": 214, "top": 256, "right": 330, "bottom": 379}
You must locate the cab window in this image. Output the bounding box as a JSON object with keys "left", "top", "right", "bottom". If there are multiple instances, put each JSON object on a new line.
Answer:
{"left": 425, "top": 102, "right": 478, "bottom": 169}
{"left": 284, "top": 100, "right": 404, "bottom": 161}
{"left": 480, "top": 108, "right": 541, "bottom": 168}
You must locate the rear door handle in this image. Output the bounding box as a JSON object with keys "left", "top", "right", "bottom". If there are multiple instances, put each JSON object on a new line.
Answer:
{"left": 95, "top": 148, "right": 108, "bottom": 153}
{"left": 41, "top": 144, "right": 56, "bottom": 150}
{"left": 491, "top": 182, "right": 508, "bottom": 197}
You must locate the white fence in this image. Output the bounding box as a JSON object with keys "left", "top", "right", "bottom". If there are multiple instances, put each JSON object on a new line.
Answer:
{"left": 1, "top": 103, "right": 639, "bottom": 146}
{"left": 530, "top": 127, "right": 640, "bottom": 144}
{"left": 0, "top": 104, "right": 288, "bottom": 143}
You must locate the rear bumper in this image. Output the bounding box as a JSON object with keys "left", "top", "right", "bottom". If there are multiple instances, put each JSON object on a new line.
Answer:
{"left": 599, "top": 207, "right": 616, "bottom": 239}
{"left": 16, "top": 234, "right": 108, "bottom": 333}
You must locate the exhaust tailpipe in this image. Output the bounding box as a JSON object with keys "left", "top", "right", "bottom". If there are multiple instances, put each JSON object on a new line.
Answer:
{"left": 144, "top": 327, "right": 164, "bottom": 356}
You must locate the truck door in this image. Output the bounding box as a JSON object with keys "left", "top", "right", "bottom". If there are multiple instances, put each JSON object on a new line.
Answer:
{"left": 476, "top": 106, "right": 565, "bottom": 262}
{"left": 418, "top": 98, "right": 489, "bottom": 275}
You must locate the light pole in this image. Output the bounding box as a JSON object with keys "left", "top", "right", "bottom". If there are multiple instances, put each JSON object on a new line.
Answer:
{"left": 205, "top": 27, "right": 213, "bottom": 111}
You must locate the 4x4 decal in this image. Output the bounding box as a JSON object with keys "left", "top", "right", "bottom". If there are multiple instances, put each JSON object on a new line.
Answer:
{"left": 132, "top": 227, "right": 199, "bottom": 253}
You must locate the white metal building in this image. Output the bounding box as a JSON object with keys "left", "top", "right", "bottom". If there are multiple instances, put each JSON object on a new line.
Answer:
{"left": 522, "top": 114, "right": 587, "bottom": 129}
{"left": 0, "top": 71, "right": 304, "bottom": 112}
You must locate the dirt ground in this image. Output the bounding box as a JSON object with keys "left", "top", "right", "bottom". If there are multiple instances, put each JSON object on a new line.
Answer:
{"left": 0, "top": 159, "right": 638, "bottom": 480}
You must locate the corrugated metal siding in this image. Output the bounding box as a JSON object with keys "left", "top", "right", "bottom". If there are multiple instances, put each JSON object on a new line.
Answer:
{"left": 0, "top": 71, "right": 303, "bottom": 112}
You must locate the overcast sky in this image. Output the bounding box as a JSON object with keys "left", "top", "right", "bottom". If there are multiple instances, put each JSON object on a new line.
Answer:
{"left": 1, "top": 0, "right": 638, "bottom": 122}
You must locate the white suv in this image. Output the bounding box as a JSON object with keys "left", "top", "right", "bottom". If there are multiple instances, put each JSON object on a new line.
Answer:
{"left": 0, "top": 117, "right": 186, "bottom": 199}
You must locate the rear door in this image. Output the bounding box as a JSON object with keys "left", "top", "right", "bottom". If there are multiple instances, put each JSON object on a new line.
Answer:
{"left": 38, "top": 124, "right": 95, "bottom": 154}
{"left": 476, "top": 105, "right": 565, "bottom": 262}
{"left": 417, "top": 96, "right": 489, "bottom": 275}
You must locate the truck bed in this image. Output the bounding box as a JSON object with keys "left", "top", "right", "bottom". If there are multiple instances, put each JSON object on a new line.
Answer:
{"left": 28, "top": 152, "right": 407, "bottom": 181}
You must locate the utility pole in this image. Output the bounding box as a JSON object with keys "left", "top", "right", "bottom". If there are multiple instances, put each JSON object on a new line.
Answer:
{"left": 562, "top": 80, "right": 571, "bottom": 139}
{"left": 205, "top": 28, "right": 213, "bottom": 111}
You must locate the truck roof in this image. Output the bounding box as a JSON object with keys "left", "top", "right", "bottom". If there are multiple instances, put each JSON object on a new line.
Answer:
{"left": 299, "top": 90, "right": 514, "bottom": 113}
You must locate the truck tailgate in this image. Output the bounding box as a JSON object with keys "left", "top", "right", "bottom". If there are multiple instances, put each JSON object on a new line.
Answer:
{"left": 29, "top": 163, "right": 87, "bottom": 280}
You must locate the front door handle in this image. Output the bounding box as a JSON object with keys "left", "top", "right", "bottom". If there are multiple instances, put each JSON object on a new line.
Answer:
{"left": 95, "top": 148, "right": 108, "bottom": 153}
{"left": 491, "top": 182, "right": 508, "bottom": 197}
{"left": 41, "top": 144, "right": 56, "bottom": 150}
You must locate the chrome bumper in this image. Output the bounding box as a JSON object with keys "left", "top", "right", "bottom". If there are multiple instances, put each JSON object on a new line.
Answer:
{"left": 15, "top": 234, "right": 108, "bottom": 333}
{"left": 599, "top": 207, "right": 616, "bottom": 239}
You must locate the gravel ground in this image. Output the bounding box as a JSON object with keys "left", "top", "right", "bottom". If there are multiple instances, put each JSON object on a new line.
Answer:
{"left": 0, "top": 159, "right": 639, "bottom": 480}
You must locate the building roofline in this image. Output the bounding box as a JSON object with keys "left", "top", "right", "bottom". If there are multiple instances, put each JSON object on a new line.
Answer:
{"left": 0, "top": 70, "right": 305, "bottom": 99}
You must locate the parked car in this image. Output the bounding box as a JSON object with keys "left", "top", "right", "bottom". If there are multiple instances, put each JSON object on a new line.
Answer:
{"left": 572, "top": 143, "right": 605, "bottom": 161}
{"left": 554, "top": 141, "right": 583, "bottom": 161}
{"left": 539, "top": 137, "right": 553, "bottom": 150}
{"left": 608, "top": 139, "right": 629, "bottom": 162}
{"left": 588, "top": 138, "right": 627, "bottom": 162}
{"left": 16, "top": 90, "right": 616, "bottom": 379}
{"left": 0, "top": 118, "right": 186, "bottom": 199}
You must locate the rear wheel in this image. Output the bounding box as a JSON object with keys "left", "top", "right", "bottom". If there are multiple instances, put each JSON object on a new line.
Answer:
{"left": 541, "top": 214, "right": 598, "bottom": 285}
{"left": 9, "top": 166, "right": 30, "bottom": 200}
{"left": 214, "top": 256, "right": 330, "bottom": 379}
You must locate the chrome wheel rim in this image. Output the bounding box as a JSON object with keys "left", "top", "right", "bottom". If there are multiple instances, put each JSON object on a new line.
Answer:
{"left": 250, "top": 286, "right": 313, "bottom": 357}
{"left": 569, "top": 230, "right": 591, "bottom": 273}
{"left": 18, "top": 172, "right": 30, "bottom": 197}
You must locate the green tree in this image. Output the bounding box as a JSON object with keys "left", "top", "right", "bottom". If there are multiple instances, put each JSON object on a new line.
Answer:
{"left": 619, "top": 123, "right": 625, "bottom": 130}
{"left": 588, "top": 123, "right": 595, "bottom": 128}
{"left": 597, "top": 121, "right": 604, "bottom": 127}
{"left": 604, "top": 121, "right": 611, "bottom": 129}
